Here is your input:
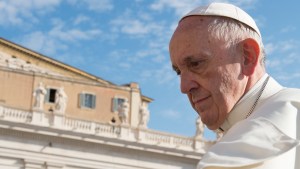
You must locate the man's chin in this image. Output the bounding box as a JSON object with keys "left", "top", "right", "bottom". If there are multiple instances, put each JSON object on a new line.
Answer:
{"left": 206, "top": 124, "right": 219, "bottom": 131}
{"left": 201, "top": 117, "right": 220, "bottom": 130}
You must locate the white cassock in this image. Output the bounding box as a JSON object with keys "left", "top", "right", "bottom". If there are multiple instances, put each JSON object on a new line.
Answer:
{"left": 198, "top": 74, "right": 300, "bottom": 169}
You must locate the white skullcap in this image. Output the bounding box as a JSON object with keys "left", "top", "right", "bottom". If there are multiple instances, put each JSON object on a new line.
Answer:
{"left": 181, "top": 2, "right": 261, "bottom": 37}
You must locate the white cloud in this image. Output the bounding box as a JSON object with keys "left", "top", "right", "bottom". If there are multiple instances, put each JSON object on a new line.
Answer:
{"left": 0, "top": 0, "right": 61, "bottom": 26}
{"left": 280, "top": 40, "right": 298, "bottom": 52}
{"left": 266, "top": 40, "right": 300, "bottom": 69}
{"left": 111, "top": 17, "right": 164, "bottom": 36}
{"left": 283, "top": 52, "right": 299, "bottom": 65}
{"left": 122, "top": 20, "right": 150, "bottom": 35}
{"left": 140, "top": 63, "right": 177, "bottom": 85}
{"left": 276, "top": 72, "right": 300, "bottom": 82}
{"left": 27, "top": 0, "right": 61, "bottom": 9}
{"left": 73, "top": 15, "right": 91, "bottom": 25}
{"left": 153, "top": 54, "right": 166, "bottom": 63}
{"left": 265, "top": 40, "right": 299, "bottom": 55}
{"left": 46, "top": 18, "right": 102, "bottom": 43}
{"left": 19, "top": 30, "right": 93, "bottom": 67}
{"left": 84, "top": 0, "right": 113, "bottom": 11}
{"left": 118, "top": 63, "right": 131, "bottom": 69}
{"left": 49, "top": 26, "right": 102, "bottom": 42}
{"left": 150, "top": 0, "right": 258, "bottom": 17}
{"left": 280, "top": 26, "right": 297, "bottom": 33}
{"left": 0, "top": 0, "right": 113, "bottom": 26}
{"left": 266, "top": 59, "right": 280, "bottom": 68}
{"left": 150, "top": 0, "right": 200, "bottom": 17}
{"left": 67, "top": 0, "right": 113, "bottom": 12}
{"left": 265, "top": 43, "right": 276, "bottom": 55}
{"left": 110, "top": 9, "right": 165, "bottom": 37}
{"left": 20, "top": 31, "right": 67, "bottom": 56}
{"left": 0, "top": 1, "right": 22, "bottom": 25}
{"left": 161, "top": 109, "right": 181, "bottom": 119}
{"left": 19, "top": 20, "right": 102, "bottom": 58}
{"left": 231, "top": 0, "right": 258, "bottom": 9}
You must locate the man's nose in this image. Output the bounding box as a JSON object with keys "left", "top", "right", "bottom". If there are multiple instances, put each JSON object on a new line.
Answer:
{"left": 180, "top": 71, "right": 198, "bottom": 94}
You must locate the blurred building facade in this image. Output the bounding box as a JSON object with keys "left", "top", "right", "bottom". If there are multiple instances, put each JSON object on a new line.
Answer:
{"left": 0, "top": 38, "right": 214, "bottom": 169}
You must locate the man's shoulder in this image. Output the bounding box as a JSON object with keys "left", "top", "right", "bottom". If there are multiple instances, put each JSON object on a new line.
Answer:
{"left": 253, "top": 87, "right": 300, "bottom": 137}
{"left": 270, "top": 87, "right": 300, "bottom": 101}
{"left": 258, "top": 87, "right": 300, "bottom": 113}
{"left": 281, "top": 87, "right": 300, "bottom": 93}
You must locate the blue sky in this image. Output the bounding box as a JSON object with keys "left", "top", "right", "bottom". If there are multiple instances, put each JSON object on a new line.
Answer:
{"left": 1, "top": 0, "right": 299, "bottom": 140}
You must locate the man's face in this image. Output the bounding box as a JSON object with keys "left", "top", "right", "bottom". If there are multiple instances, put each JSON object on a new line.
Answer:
{"left": 169, "top": 17, "right": 247, "bottom": 130}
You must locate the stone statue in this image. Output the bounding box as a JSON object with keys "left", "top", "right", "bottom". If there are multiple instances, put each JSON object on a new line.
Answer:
{"left": 139, "top": 102, "right": 150, "bottom": 128}
{"left": 118, "top": 99, "right": 129, "bottom": 124}
{"left": 195, "top": 116, "right": 205, "bottom": 139}
{"left": 55, "top": 87, "right": 67, "bottom": 114}
{"left": 33, "top": 82, "right": 47, "bottom": 110}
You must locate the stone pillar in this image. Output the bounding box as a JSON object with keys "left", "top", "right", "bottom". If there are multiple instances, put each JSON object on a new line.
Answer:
{"left": 119, "top": 125, "right": 130, "bottom": 139}
{"left": 129, "top": 83, "right": 141, "bottom": 128}
{"left": 137, "top": 128, "right": 146, "bottom": 142}
{"left": 194, "top": 138, "right": 204, "bottom": 150}
{"left": 31, "top": 110, "right": 47, "bottom": 126}
{"left": 51, "top": 112, "right": 65, "bottom": 128}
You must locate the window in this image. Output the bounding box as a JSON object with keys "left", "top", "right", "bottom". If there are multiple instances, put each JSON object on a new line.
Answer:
{"left": 112, "top": 97, "right": 125, "bottom": 112}
{"left": 80, "top": 93, "right": 96, "bottom": 109}
{"left": 46, "top": 88, "right": 57, "bottom": 103}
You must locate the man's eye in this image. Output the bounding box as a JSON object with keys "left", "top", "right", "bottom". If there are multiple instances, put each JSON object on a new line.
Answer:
{"left": 188, "top": 61, "right": 203, "bottom": 69}
{"left": 172, "top": 66, "right": 181, "bottom": 75}
{"left": 174, "top": 68, "right": 181, "bottom": 75}
{"left": 190, "top": 61, "right": 200, "bottom": 67}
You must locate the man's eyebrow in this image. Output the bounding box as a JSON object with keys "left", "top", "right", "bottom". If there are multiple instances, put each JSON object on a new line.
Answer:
{"left": 171, "top": 56, "right": 194, "bottom": 73}
{"left": 183, "top": 51, "right": 212, "bottom": 63}
{"left": 183, "top": 56, "right": 194, "bottom": 63}
{"left": 171, "top": 51, "right": 212, "bottom": 72}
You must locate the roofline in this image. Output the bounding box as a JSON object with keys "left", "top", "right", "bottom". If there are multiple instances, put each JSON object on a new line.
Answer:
{"left": 142, "top": 95, "right": 153, "bottom": 102}
{"left": 0, "top": 37, "right": 115, "bottom": 85}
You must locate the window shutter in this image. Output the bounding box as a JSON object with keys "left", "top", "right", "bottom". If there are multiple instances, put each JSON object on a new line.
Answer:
{"left": 45, "top": 89, "right": 50, "bottom": 103}
{"left": 91, "top": 95, "right": 96, "bottom": 109}
{"left": 113, "top": 98, "right": 118, "bottom": 112}
{"left": 79, "top": 93, "right": 85, "bottom": 108}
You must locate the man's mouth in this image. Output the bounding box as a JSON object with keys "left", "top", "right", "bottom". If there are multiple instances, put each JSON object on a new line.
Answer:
{"left": 193, "top": 95, "right": 211, "bottom": 106}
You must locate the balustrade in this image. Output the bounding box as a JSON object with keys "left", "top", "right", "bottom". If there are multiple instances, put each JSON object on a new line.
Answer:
{"left": 0, "top": 106, "right": 208, "bottom": 152}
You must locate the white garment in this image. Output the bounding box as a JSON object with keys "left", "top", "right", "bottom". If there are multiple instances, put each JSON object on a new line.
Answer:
{"left": 198, "top": 74, "right": 300, "bottom": 169}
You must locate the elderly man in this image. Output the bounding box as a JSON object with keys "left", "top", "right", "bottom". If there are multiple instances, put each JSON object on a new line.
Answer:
{"left": 169, "top": 2, "right": 300, "bottom": 169}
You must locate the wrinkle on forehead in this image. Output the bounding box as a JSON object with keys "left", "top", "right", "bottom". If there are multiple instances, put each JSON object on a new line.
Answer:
{"left": 170, "top": 16, "right": 216, "bottom": 70}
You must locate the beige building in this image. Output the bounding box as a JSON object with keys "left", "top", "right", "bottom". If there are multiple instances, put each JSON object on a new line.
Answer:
{"left": 0, "top": 37, "right": 214, "bottom": 169}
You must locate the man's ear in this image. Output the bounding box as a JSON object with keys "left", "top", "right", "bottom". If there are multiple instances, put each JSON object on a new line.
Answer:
{"left": 240, "top": 38, "right": 260, "bottom": 76}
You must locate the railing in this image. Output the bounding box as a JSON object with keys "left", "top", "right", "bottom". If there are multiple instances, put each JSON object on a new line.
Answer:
{"left": 0, "top": 106, "right": 31, "bottom": 123}
{"left": 0, "top": 106, "right": 212, "bottom": 152}
{"left": 65, "top": 118, "right": 93, "bottom": 131}
{"left": 173, "top": 136, "right": 194, "bottom": 147}
{"left": 145, "top": 130, "right": 172, "bottom": 144}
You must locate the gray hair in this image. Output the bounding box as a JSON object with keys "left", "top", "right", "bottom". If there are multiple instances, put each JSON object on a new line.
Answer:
{"left": 207, "top": 17, "right": 265, "bottom": 66}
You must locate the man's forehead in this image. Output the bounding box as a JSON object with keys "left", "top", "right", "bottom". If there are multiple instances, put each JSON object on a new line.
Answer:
{"left": 177, "top": 16, "right": 212, "bottom": 30}
{"left": 171, "top": 17, "right": 211, "bottom": 47}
